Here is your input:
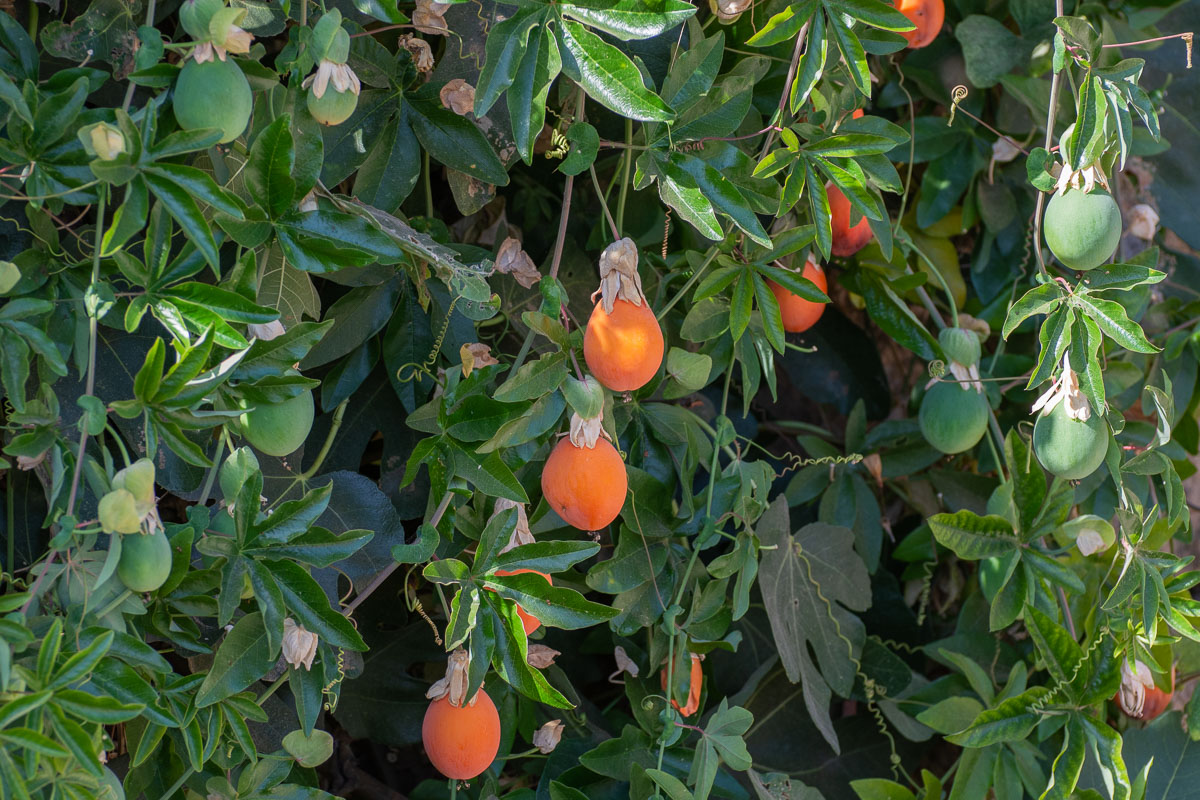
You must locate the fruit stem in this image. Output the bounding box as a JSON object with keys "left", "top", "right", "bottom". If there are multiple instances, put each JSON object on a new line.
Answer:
{"left": 298, "top": 397, "right": 350, "bottom": 480}
{"left": 906, "top": 238, "right": 958, "bottom": 328}
{"left": 549, "top": 89, "right": 586, "bottom": 281}
{"left": 615, "top": 117, "right": 633, "bottom": 237}
{"left": 121, "top": 0, "right": 158, "bottom": 112}
{"left": 1031, "top": 0, "right": 1066, "bottom": 277}
{"left": 24, "top": 185, "right": 109, "bottom": 616}
{"left": 342, "top": 489, "right": 454, "bottom": 617}
{"left": 656, "top": 246, "right": 718, "bottom": 321}
{"left": 589, "top": 163, "right": 620, "bottom": 241}
{"left": 196, "top": 434, "right": 227, "bottom": 507}
{"left": 449, "top": 779, "right": 457, "bottom": 800}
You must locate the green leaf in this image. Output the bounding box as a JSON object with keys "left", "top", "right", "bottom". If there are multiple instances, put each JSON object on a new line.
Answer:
{"left": 757, "top": 497, "right": 869, "bottom": 753}
{"left": 825, "top": 10, "right": 870, "bottom": 96}
{"left": 1080, "top": 715, "right": 1131, "bottom": 800}
{"left": 53, "top": 689, "right": 143, "bottom": 723}
{"left": 252, "top": 483, "right": 333, "bottom": 544}
{"left": 929, "top": 511, "right": 1020, "bottom": 560}
{"left": 392, "top": 523, "right": 440, "bottom": 564}
{"left": 508, "top": 23, "right": 561, "bottom": 163}
{"left": 671, "top": 151, "right": 770, "bottom": 245}
{"left": 558, "top": 20, "right": 674, "bottom": 122}
{"left": 143, "top": 163, "right": 246, "bottom": 219}
{"left": 143, "top": 170, "right": 222, "bottom": 269}
{"left": 1028, "top": 306, "right": 1074, "bottom": 389}
{"left": 825, "top": 0, "right": 914, "bottom": 31}
{"left": 271, "top": 559, "right": 368, "bottom": 650}
{"left": 47, "top": 706, "right": 102, "bottom": 777}
{"left": 451, "top": 444, "right": 529, "bottom": 502}
{"left": 747, "top": 0, "right": 817, "bottom": 48}
{"left": 946, "top": 687, "right": 1051, "bottom": 747}
{"left": 0, "top": 728, "right": 70, "bottom": 758}
{"left": 246, "top": 114, "right": 297, "bottom": 219}
{"left": 49, "top": 629, "right": 113, "bottom": 689}
{"left": 789, "top": 8, "right": 827, "bottom": 113}
{"left": 0, "top": 690, "right": 52, "bottom": 729}
{"left": 689, "top": 699, "right": 753, "bottom": 798}
{"left": 474, "top": 8, "right": 540, "bottom": 117}
{"left": 404, "top": 92, "right": 509, "bottom": 186}
{"left": 485, "top": 573, "right": 618, "bottom": 628}
{"left": 850, "top": 779, "right": 916, "bottom": 800}
{"left": 1043, "top": 715, "right": 1086, "bottom": 800}
{"left": 1023, "top": 604, "right": 1082, "bottom": 694}
{"left": 955, "top": 15, "right": 1027, "bottom": 88}
{"left": 648, "top": 151, "right": 721, "bottom": 241}
{"left": 914, "top": 696, "right": 984, "bottom": 735}
{"left": 1069, "top": 293, "right": 1159, "bottom": 354}
{"left": 560, "top": 0, "right": 695, "bottom": 41}
{"left": 195, "top": 613, "right": 278, "bottom": 707}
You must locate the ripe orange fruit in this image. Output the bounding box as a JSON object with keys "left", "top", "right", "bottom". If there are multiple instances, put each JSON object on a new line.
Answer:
{"left": 583, "top": 299, "right": 664, "bottom": 392}
{"left": 769, "top": 258, "right": 828, "bottom": 333}
{"left": 896, "top": 0, "right": 944, "bottom": 48}
{"left": 852, "top": 108, "right": 864, "bottom": 119}
{"left": 541, "top": 437, "right": 627, "bottom": 531}
{"left": 422, "top": 690, "right": 501, "bottom": 780}
{"left": 492, "top": 569, "right": 552, "bottom": 635}
{"left": 827, "top": 183, "right": 873, "bottom": 257}
{"left": 660, "top": 653, "right": 703, "bottom": 717}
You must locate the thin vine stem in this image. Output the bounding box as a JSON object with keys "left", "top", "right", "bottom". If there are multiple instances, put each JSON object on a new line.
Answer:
{"left": 1032, "top": 0, "right": 1067, "bottom": 277}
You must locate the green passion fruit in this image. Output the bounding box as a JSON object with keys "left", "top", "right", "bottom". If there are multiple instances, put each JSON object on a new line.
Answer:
{"left": 239, "top": 389, "right": 315, "bottom": 457}
{"left": 919, "top": 381, "right": 989, "bottom": 454}
{"left": 117, "top": 528, "right": 173, "bottom": 593}
{"left": 1033, "top": 400, "right": 1109, "bottom": 480}
{"left": 307, "top": 86, "right": 358, "bottom": 126}
{"left": 1043, "top": 188, "right": 1122, "bottom": 271}
{"left": 174, "top": 58, "right": 252, "bottom": 144}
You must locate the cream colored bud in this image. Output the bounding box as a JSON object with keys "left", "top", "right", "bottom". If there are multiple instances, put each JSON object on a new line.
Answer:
{"left": 89, "top": 123, "right": 127, "bottom": 161}
{"left": 282, "top": 618, "right": 319, "bottom": 670}
{"left": 1118, "top": 659, "right": 1154, "bottom": 718}
{"left": 1127, "top": 204, "right": 1159, "bottom": 241}
{"left": 1076, "top": 528, "right": 1105, "bottom": 556}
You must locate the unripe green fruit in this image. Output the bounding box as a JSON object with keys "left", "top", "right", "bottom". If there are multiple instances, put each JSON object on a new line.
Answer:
{"left": 180, "top": 0, "right": 225, "bottom": 40}
{"left": 1033, "top": 400, "right": 1109, "bottom": 480}
{"left": 174, "top": 58, "right": 252, "bottom": 144}
{"left": 239, "top": 389, "right": 314, "bottom": 457}
{"left": 919, "top": 381, "right": 989, "bottom": 454}
{"left": 118, "top": 528, "right": 173, "bottom": 593}
{"left": 938, "top": 327, "right": 981, "bottom": 367}
{"left": 1043, "top": 188, "right": 1122, "bottom": 271}
{"left": 307, "top": 86, "right": 358, "bottom": 126}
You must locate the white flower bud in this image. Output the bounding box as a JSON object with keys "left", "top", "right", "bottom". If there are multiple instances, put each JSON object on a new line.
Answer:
{"left": 282, "top": 618, "right": 318, "bottom": 670}
{"left": 1127, "top": 204, "right": 1159, "bottom": 241}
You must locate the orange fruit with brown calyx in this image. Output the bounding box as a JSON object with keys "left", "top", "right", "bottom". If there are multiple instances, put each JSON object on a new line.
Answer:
{"left": 422, "top": 690, "right": 502, "bottom": 779}
{"left": 769, "top": 258, "right": 829, "bottom": 333}
{"left": 584, "top": 299, "right": 664, "bottom": 392}
{"left": 541, "top": 435, "right": 627, "bottom": 531}
{"left": 896, "top": 0, "right": 944, "bottom": 49}
{"left": 826, "top": 182, "right": 873, "bottom": 257}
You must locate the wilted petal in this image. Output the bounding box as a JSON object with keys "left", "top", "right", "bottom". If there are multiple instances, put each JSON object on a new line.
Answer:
{"left": 1128, "top": 204, "right": 1159, "bottom": 241}
{"left": 440, "top": 78, "right": 476, "bottom": 116}
{"left": 282, "top": 618, "right": 319, "bottom": 670}
{"left": 532, "top": 720, "right": 564, "bottom": 754}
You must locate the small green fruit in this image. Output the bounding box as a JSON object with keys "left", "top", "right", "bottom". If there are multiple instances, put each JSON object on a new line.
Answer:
{"left": 307, "top": 86, "right": 358, "bottom": 126}
{"left": 239, "top": 389, "right": 314, "bottom": 457}
{"left": 174, "top": 58, "right": 252, "bottom": 144}
{"left": 1043, "top": 188, "right": 1122, "bottom": 271}
{"left": 938, "top": 327, "right": 981, "bottom": 367}
{"left": 99, "top": 489, "right": 142, "bottom": 535}
{"left": 117, "top": 528, "right": 173, "bottom": 593}
{"left": 1033, "top": 400, "right": 1109, "bottom": 480}
{"left": 180, "top": 0, "right": 226, "bottom": 40}
{"left": 919, "top": 381, "right": 989, "bottom": 454}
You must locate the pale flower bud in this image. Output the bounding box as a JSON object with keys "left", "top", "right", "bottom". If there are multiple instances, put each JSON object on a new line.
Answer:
{"left": 1076, "top": 528, "right": 1105, "bottom": 556}
{"left": 89, "top": 123, "right": 127, "bottom": 161}
{"left": 248, "top": 320, "right": 285, "bottom": 341}
{"left": 1118, "top": 659, "right": 1155, "bottom": 718}
{"left": 282, "top": 618, "right": 319, "bottom": 670}
{"left": 1127, "top": 204, "right": 1159, "bottom": 241}
{"left": 440, "top": 79, "right": 476, "bottom": 116}
{"left": 532, "top": 720, "right": 565, "bottom": 754}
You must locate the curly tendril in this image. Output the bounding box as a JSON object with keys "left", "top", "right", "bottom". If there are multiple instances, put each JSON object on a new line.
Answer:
{"left": 395, "top": 295, "right": 460, "bottom": 383}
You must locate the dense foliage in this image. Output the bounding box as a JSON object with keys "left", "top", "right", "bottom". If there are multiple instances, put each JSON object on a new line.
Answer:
{"left": 0, "top": 0, "right": 1198, "bottom": 797}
